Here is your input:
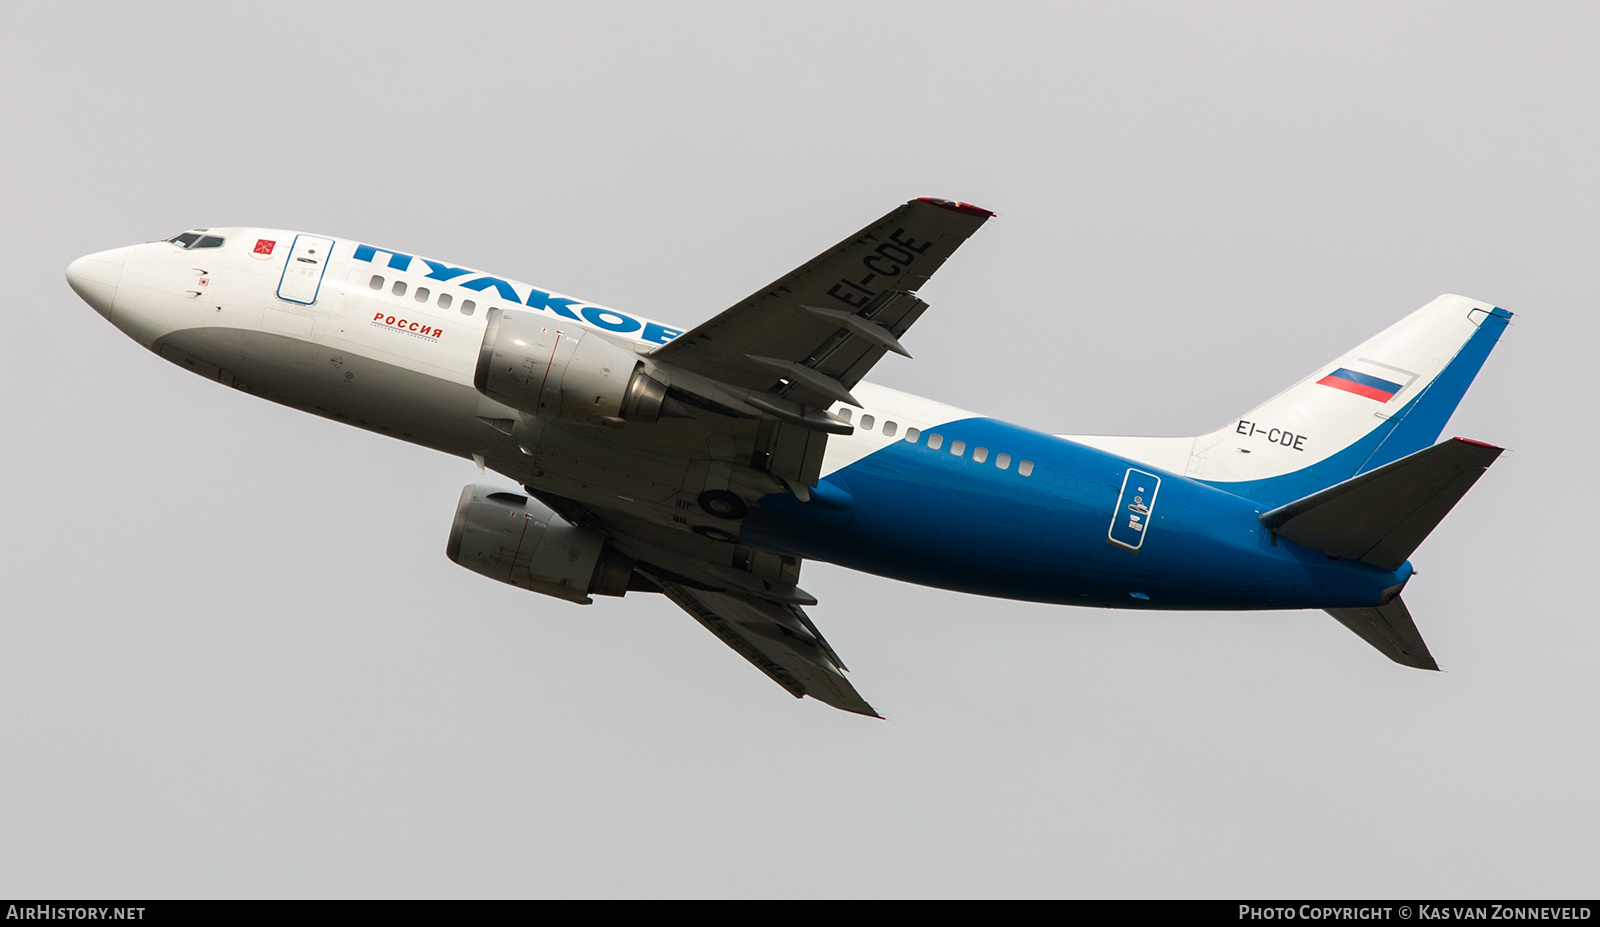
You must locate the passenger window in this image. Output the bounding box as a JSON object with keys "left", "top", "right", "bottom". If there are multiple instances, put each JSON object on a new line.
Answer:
{"left": 904, "top": 427, "right": 920, "bottom": 443}
{"left": 951, "top": 440, "right": 966, "bottom": 456}
{"left": 860, "top": 414, "right": 875, "bottom": 431}
{"left": 369, "top": 275, "right": 384, "bottom": 290}
{"left": 1019, "top": 460, "right": 1035, "bottom": 477}
{"left": 882, "top": 421, "right": 897, "bottom": 437}
{"left": 838, "top": 408, "right": 852, "bottom": 422}
{"left": 195, "top": 236, "right": 225, "bottom": 249}
{"left": 460, "top": 299, "right": 476, "bottom": 316}
{"left": 415, "top": 286, "right": 430, "bottom": 302}
{"left": 392, "top": 281, "right": 407, "bottom": 296}
{"left": 973, "top": 446, "right": 988, "bottom": 463}
{"left": 927, "top": 433, "right": 943, "bottom": 450}
{"left": 995, "top": 452, "right": 1011, "bottom": 470}
{"left": 438, "top": 293, "right": 452, "bottom": 310}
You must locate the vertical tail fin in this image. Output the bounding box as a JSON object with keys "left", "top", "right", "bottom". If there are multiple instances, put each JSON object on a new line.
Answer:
{"left": 1070, "top": 295, "right": 1511, "bottom": 507}
{"left": 1191, "top": 294, "right": 1511, "bottom": 506}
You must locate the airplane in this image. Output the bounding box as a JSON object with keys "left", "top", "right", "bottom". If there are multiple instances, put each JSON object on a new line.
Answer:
{"left": 65, "top": 198, "right": 1511, "bottom": 717}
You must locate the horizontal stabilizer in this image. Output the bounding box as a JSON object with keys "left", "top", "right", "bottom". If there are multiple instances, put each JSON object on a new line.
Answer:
{"left": 1325, "top": 596, "right": 1438, "bottom": 670}
{"left": 1259, "top": 437, "right": 1503, "bottom": 570}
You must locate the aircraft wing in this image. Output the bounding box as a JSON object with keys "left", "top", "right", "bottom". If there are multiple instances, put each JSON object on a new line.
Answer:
{"left": 650, "top": 197, "right": 993, "bottom": 411}
{"left": 646, "top": 574, "right": 880, "bottom": 717}
{"left": 523, "top": 488, "right": 877, "bottom": 716}
{"left": 502, "top": 199, "right": 997, "bottom": 714}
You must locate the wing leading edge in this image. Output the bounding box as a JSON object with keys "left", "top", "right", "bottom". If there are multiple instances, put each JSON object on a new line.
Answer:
{"left": 649, "top": 197, "right": 993, "bottom": 413}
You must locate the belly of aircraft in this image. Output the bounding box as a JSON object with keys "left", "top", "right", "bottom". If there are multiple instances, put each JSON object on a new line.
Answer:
{"left": 743, "top": 440, "right": 1405, "bottom": 611}
{"left": 156, "top": 326, "right": 493, "bottom": 456}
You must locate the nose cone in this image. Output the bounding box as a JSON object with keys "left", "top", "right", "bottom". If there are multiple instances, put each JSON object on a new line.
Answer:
{"left": 66, "top": 247, "right": 129, "bottom": 318}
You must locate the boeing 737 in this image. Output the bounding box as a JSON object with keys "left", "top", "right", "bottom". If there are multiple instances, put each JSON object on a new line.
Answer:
{"left": 65, "top": 198, "right": 1510, "bottom": 716}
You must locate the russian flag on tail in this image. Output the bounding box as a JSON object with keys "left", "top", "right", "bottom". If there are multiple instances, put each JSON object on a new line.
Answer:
{"left": 1317, "top": 367, "right": 1404, "bottom": 402}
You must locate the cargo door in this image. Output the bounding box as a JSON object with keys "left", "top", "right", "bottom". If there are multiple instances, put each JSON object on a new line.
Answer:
{"left": 1108, "top": 468, "right": 1161, "bottom": 551}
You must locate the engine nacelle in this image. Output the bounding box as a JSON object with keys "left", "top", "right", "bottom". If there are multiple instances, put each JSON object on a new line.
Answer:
{"left": 446, "top": 485, "right": 634, "bottom": 604}
{"left": 473, "top": 307, "right": 668, "bottom": 425}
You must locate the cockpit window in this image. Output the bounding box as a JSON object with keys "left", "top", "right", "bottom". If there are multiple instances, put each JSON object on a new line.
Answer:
{"left": 167, "top": 230, "right": 223, "bottom": 249}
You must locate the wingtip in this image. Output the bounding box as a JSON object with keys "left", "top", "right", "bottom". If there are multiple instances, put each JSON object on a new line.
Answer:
{"left": 810, "top": 691, "right": 883, "bottom": 718}
{"left": 915, "top": 196, "right": 995, "bottom": 218}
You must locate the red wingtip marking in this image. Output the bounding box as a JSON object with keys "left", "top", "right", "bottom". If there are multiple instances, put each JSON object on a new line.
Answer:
{"left": 916, "top": 197, "right": 995, "bottom": 218}
{"left": 1452, "top": 437, "right": 1504, "bottom": 450}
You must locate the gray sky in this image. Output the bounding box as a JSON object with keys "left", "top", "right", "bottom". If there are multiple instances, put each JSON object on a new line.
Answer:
{"left": 3, "top": 2, "right": 1596, "bottom": 897}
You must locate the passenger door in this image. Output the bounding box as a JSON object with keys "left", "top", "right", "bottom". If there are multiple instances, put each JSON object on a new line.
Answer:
{"left": 276, "top": 234, "right": 335, "bottom": 305}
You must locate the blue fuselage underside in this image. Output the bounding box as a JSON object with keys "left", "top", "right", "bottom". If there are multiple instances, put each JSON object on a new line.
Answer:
{"left": 743, "top": 418, "right": 1407, "bottom": 611}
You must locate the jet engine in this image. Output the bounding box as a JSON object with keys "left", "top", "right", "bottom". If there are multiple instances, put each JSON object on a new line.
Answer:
{"left": 473, "top": 307, "right": 670, "bottom": 425}
{"left": 446, "top": 484, "right": 634, "bottom": 604}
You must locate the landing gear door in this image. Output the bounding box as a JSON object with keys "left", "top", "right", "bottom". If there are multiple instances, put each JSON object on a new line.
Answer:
{"left": 277, "top": 234, "right": 335, "bottom": 305}
{"left": 1108, "top": 468, "right": 1161, "bottom": 551}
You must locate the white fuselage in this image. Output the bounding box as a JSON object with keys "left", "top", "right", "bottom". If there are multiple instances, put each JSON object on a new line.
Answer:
{"left": 68, "top": 229, "right": 976, "bottom": 484}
